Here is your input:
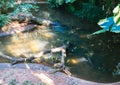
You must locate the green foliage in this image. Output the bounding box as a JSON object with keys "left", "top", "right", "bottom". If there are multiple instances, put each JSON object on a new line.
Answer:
{"left": 113, "top": 4, "right": 120, "bottom": 26}
{"left": 0, "top": 0, "right": 15, "bottom": 14}
{"left": 48, "top": 0, "right": 119, "bottom": 22}
{"left": 0, "top": 14, "right": 11, "bottom": 27}
{"left": 8, "top": 79, "right": 45, "bottom": 85}
{"left": 48, "top": 0, "right": 120, "bottom": 22}
{"left": 22, "top": 80, "right": 34, "bottom": 85}
{"left": 48, "top": 0, "right": 104, "bottom": 22}
{"left": 11, "top": 3, "right": 39, "bottom": 15}
{"left": 0, "top": 0, "right": 15, "bottom": 27}
{"left": 74, "top": 3, "right": 103, "bottom": 21}
{"left": 65, "top": 0, "right": 76, "bottom": 3}
{"left": 9, "top": 79, "right": 17, "bottom": 85}
{"left": 0, "top": 0, "right": 39, "bottom": 28}
{"left": 92, "top": 4, "right": 120, "bottom": 35}
{"left": 48, "top": 0, "right": 76, "bottom": 7}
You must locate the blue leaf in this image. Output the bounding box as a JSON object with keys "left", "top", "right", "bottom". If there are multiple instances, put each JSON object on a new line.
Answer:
{"left": 110, "top": 23, "right": 120, "bottom": 33}
{"left": 98, "top": 17, "right": 114, "bottom": 31}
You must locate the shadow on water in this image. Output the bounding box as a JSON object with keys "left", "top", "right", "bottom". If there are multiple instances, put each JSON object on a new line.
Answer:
{"left": 0, "top": 3, "right": 120, "bottom": 83}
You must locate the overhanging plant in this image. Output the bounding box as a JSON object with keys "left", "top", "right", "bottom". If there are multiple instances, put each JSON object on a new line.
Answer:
{"left": 92, "top": 4, "right": 120, "bottom": 35}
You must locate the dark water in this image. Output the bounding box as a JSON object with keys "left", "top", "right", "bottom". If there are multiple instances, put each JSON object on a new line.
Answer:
{"left": 0, "top": 4, "right": 120, "bottom": 83}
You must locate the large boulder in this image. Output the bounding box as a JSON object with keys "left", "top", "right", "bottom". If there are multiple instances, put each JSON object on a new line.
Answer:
{"left": 0, "top": 63, "right": 120, "bottom": 85}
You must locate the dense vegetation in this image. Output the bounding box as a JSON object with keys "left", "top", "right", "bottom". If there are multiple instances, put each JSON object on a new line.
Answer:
{"left": 48, "top": 0, "right": 120, "bottom": 34}
{"left": 0, "top": 0, "right": 119, "bottom": 27}
{"left": 0, "top": 0, "right": 38, "bottom": 27}
{"left": 48, "top": 0, "right": 119, "bottom": 22}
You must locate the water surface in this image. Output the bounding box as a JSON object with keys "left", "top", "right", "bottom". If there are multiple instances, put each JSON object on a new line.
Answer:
{"left": 0, "top": 4, "right": 120, "bottom": 83}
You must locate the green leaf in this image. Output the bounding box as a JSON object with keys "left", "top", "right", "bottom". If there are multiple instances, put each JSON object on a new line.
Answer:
{"left": 113, "top": 4, "right": 120, "bottom": 14}
{"left": 68, "top": 4, "right": 75, "bottom": 12}
{"left": 91, "top": 29, "right": 107, "bottom": 35}
{"left": 0, "top": 14, "right": 11, "bottom": 27}
{"left": 98, "top": 17, "right": 114, "bottom": 31}
{"left": 56, "top": 0, "right": 64, "bottom": 5}
{"left": 93, "top": 16, "right": 120, "bottom": 35}
{"left": 113, "top": 4, "right": 120, "bottom": 26}
{"left": 65, "top": 0, "right": 76, "bottom": 3}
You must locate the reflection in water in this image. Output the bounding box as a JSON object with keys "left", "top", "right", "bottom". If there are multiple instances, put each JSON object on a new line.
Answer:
{"left": 67, "top": 57, "right": 88, "bottom": 65}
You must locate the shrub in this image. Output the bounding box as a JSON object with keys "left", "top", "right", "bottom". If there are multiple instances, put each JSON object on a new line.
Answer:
{"left": 0, "top": 0, "right": 39, "bottom": 28}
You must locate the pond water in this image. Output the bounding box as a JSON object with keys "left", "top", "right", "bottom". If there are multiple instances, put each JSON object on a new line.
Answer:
{"left": 0, "top": 4, "right": 120, "bottom": 83}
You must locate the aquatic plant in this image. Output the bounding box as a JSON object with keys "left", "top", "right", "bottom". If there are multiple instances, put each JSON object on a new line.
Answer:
{"left": 92, "top": 4, "right": 120, "bottom": 35}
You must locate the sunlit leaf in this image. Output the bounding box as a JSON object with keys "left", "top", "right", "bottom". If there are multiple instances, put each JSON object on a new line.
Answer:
{"left": 98, "top": 17, "right": 114, "bottom": 31}
{"left": 56, "top": 0, "right": 64, "bottom": 5}
{"left": 113, "top": 4, "right": 120, "bottom": 26}
{"left": 110, "top": 24, "right": 120, "bottom": 33}
{"left": 93, "top": 16, "right": 120, "bottom": 34}
{"left": 91, "top": 29, "right": 107, "bottom": 35}
{"left": 114, "top": 16, "right": 120, "bottom": 26}
{"left": 98, "top": 16, "right": 120, "bottom": 33}
{"left": 65, "top": 0, "right": 76, "bottom": 3}
{"left": 113, "top": 4, "right": 120, "bottom": 14}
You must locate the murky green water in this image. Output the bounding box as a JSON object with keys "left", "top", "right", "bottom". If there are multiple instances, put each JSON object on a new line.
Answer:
{"left": 0, "top": 4, "right": 120, "bottom": 83}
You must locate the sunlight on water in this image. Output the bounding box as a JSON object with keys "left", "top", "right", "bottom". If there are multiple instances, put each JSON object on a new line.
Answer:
{"left": 6, "top": 37, "right": 49, "bottom": 57}
{"left": 43, "top": 32, "right": 55, "bottom": 38}
{"left": 35, "top": 25, "right": 56, "bottom": 39}
{"left": 67, "top": 57, "right": 88, "bottom": 65}
{"left": 39, "top": 11, "right": 50, "bottom": 19}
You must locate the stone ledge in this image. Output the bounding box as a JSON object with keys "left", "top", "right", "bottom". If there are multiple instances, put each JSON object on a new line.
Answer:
{"left": 0, "top": 63, "right": 120, "bottom": 85}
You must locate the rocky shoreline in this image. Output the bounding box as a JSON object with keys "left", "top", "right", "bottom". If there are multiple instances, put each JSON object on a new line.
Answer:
{"left": 0, "top": 63, "right": 120, "bottom": 85}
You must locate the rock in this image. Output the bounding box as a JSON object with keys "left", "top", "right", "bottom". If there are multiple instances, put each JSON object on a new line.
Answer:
{"left": 0, "top": 63, "right": 120, "bottom": 85}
